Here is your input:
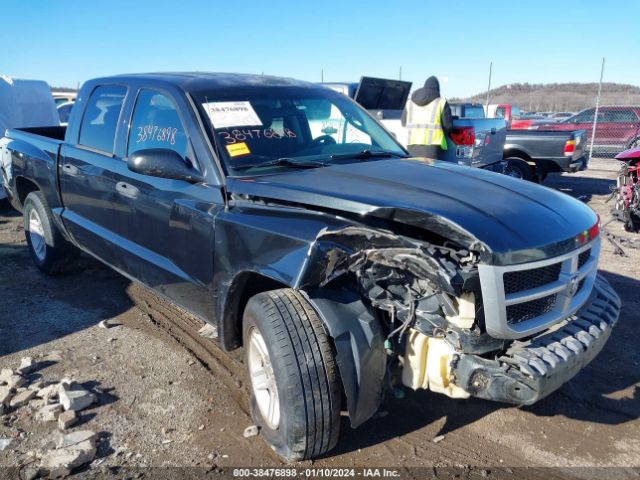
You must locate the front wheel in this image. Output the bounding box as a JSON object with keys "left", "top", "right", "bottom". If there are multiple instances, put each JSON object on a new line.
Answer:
{"left": 242, "top": 289, "right": 341, "bottom": 461}
{"left": 23, "top": 191, "right": 80, "bottom": 274}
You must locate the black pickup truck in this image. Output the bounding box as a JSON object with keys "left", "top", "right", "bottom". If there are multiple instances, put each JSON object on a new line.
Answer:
{"left": 4, "top": 73, "right": 620, "bottom": 461}
{"left": 504, "top": 129, "right": 588, "bottom": 181}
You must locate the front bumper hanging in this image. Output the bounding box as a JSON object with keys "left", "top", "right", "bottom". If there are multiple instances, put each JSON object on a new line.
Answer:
{"left": 452, "top": 275, "right": 621, "bottom": 405}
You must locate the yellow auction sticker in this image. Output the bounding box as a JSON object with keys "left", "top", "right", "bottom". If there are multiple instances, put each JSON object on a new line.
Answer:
{"left": 226, "top": 142, "right": 251, "bottom": 157}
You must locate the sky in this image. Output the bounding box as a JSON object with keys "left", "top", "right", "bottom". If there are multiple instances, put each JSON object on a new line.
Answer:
{"left": 3, "top": 0, "right": 639, "bottom": 98}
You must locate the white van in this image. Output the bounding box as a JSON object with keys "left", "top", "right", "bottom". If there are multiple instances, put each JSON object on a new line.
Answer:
{"left": 0, "top": 75, "right": 59, "bottom": 200}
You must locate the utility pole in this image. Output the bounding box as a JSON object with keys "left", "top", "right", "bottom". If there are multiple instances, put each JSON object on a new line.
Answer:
{"left": 589, "top": 57, "right": 605, "bottom": 161}
{"left": 321, "top": 69, "right": 324, "bottom": 83}
{"left": 485, "top": 62, "right": 493, "bottom": 111}
{"left": 399, "top": 66, "right": 402, "bottom": 81}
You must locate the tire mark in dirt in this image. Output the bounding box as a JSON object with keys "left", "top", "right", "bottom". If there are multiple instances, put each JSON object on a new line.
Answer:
{"left": 124, "top": 283, "right": 251, "bottom": 416}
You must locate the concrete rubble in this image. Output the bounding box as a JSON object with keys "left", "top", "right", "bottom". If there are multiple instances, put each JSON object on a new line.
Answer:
{"left": 59, "top": 384, "right": 96, "bottom": 412}
{"left": 36, "top": 383, "right": 59, "bottom": 403}
{"left": 17, "top": 357, "right": 37, "bottom": 375}
{"left": 35, "top": 403, "right": 64, "bottom": 422}
{"left": 39, "top": 430, "right": 97, "bottom": 477}
{"left": 0, "top": 385, "right": 12, "bottom": 405}
{"left": 0, "top": 356, "right": 107, "bottom": 478}
{"left": 9, "top": 389, "right": 36, "bottom": 409}
{"left": 58, "top": 410, "right": 78, "bottom": 430}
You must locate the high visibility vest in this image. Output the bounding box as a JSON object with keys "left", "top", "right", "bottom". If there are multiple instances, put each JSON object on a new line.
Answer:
{"left": 406, "top": 97, "right": 448, "bottom": 150}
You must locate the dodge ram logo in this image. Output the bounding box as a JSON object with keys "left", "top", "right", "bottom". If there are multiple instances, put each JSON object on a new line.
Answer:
{"left": 568, "top": 276, "right": 580, "bottom": 297}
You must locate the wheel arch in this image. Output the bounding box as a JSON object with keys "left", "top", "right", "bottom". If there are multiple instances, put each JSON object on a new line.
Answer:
{"left": 220, "top": 270, "right": 289, "bottom": 351}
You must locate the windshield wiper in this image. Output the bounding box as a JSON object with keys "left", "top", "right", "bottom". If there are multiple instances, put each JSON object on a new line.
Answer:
{"left": 330, "top": 149, "right": 409, "bottom": 161}
{"left": 234, "top": 158, "right": 326, "bottom": 171}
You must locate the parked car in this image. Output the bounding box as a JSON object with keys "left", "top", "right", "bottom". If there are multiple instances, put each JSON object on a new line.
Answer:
{"left": 510, "top": 114, "right": 548, "bottom": 130}
{"left": 504, "top": 129, "right": 588, "bottom": 181}
{"left": 549, "top": 112, "right": 575, "bottom": 120}
{"left": 325, "top": 78, "right": 507, "bottom": 170}
{"left": 5, "top": 73, "right": 620, "bottom": 462}
{"left": 0, "top": 75, "right": 59, "bottom": 201}
{"left": 534, "top": 106, "right": 640, "bottom": 156}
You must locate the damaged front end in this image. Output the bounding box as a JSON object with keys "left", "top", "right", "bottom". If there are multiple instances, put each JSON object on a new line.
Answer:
{"left": 300, "top": 223, "right": 621, "bottom": 426}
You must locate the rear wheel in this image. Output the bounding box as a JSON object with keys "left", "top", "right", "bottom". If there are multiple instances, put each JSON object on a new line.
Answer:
{"left": 242, "top": 289, "right": 341, "bottom": 461}
{"left": 504, "top": 157, "right": 534, "bottom": 181}
{"left": 23, "top": 191, "right": 80, "bottom": 274}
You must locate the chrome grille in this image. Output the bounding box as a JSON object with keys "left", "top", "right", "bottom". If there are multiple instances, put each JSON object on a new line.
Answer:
{"left": 478, "top": 239, "right": 600, "bottom": 339}
{"left": 578, "top": 249, "right": 591, "bottom": 269}
{"left": 506, "top": 294, "right": 557, "bottom": 324}
{"left": 503, "top": 263, "right": 562, "bottom": 295}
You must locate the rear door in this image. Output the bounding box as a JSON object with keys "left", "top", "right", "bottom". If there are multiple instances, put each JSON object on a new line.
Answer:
{"left": 114, "top": 88, "right": 220, "bottom": 320}
{"left": 59, "top": 84, "right": 132, "bottom": 267}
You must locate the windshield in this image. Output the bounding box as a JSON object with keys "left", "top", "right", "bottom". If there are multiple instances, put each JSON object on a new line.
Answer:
{"left": 191, "top": 86, "right": 406, "bottom": 175}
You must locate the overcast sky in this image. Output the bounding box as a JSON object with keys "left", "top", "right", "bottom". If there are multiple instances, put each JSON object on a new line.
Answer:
{"left": 3, "top": 0, "right": 639, "bottom": 97}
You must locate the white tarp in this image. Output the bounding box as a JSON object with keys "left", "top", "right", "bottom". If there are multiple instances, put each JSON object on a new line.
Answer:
{"left": 0, "top": 75, "right": 59, "bottom": 136}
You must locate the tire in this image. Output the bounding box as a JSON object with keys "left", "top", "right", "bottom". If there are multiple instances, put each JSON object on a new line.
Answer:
{"left": 504, "top": 157, "right": 534, "bottom": 181}
{"left": 242, "top": 288, "right": 341, "bottom": 461}
{"left": 23, "top": 191, "right": 80, "bottom": 274}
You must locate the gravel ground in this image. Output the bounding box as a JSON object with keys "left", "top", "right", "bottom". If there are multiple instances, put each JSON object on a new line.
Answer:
{"left": 0, "top": 157, "right": 639, "bottom": 479}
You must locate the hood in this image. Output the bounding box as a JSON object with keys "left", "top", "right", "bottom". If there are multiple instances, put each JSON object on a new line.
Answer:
{"left": 411, "top": 76, "right": 440, "bottom": 106}
{"left": 227, "top": 159, "right": 598, "bottom": 265}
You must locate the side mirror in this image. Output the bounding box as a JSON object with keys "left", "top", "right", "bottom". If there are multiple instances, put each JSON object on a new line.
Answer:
{"left": 127, "top": 148, "right": 203, "bottom": 183}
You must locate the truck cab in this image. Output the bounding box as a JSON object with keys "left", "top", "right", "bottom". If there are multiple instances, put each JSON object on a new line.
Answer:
{"left": 4, "top": 73, "right": 621, "bottom": 463}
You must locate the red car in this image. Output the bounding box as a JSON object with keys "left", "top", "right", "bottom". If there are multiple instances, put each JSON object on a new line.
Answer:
{"left": 534, "top": 106, "right": 640, "bottom": 157}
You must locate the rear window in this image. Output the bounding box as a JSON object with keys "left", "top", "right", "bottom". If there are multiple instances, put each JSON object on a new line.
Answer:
{"left": 463, "top": 106, "right": 485, "bottom": 118}
{"left": 79, "top": 85, "right": 127, "bottom": 153}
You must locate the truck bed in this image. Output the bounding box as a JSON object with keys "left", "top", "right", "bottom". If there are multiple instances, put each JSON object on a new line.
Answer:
{"left": 505, "top": 128, "right": 587, "bottom": 173}
{"left": 3, "top": 126, "right": 66, "bottom": 211}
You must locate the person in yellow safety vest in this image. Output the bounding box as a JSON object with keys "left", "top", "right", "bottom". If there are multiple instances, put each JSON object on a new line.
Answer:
{"left": 401, "top": 76, "right": 453, "bottom": 159}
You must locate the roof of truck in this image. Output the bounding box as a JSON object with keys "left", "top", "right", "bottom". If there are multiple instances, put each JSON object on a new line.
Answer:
{"left": 101, "top": 72, "right": 318, "bottom": 92}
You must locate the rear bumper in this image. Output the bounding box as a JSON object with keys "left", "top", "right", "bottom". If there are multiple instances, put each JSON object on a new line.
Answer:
{"left": 452, "top": 275, "right": 620, "bottom": 405}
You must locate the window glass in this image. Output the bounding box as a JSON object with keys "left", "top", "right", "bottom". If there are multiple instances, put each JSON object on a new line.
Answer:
{"left": 79, "top": 85, "right": 126, "bottom": 153}
{"left": 58, "top": 103, "right": 73, "bottom": 123}
{"left": 463, "top": 106, "right": 485, "bottom": 118}
{"left": 495, "top": 107, "right": 506, "bottom": 118}
{"left": 193, "top": 87, "right": 405, "bottom": 175}
{"left": 569, "top": 109, "right": 594, "bottom": 123}
{"left": 601, "top": 109, "right": 639, "bottom": 122}
{"left": 128, "top": 90, "right": 188, "bottom": 158}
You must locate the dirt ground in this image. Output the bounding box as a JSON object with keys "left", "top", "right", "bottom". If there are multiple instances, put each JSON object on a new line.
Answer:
{"left": 0, "top": 158, "right": 639, "bottom": 479}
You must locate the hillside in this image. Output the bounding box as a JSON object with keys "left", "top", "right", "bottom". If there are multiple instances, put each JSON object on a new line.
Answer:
{"left": 454, "top": 82, "right": 640, "bottom": 112}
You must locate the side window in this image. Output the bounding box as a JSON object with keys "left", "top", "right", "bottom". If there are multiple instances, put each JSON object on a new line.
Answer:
{"left": 571, "top": 109, "right": 594, "bottom": 123}
{"left": 128, "top": 90, "right": 188, "bottom": 158}
{"left": 608, "top": 109, "right": 639, "bottom": 122}
{"left": 495, "top": 107, "right": 506, "bottom": 118}
{"left": 79, "top": 85, "right": 127, "bottom": 153}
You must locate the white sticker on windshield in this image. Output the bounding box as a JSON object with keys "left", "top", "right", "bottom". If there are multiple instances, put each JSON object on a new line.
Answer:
{"left": 202, "top": 101, "right": 262, "bottom": 129}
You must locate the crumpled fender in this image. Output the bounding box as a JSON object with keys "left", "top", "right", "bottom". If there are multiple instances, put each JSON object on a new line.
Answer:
{"left": 303, "top": 289, "right": 387, "bottom": 428}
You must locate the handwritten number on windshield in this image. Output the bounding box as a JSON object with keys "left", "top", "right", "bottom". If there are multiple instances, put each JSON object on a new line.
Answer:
{"left": 218, "top": 128, "right": 297, "bottom": 144}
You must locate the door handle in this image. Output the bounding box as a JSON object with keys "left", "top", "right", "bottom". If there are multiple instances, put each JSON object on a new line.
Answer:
{"left": 61, "top": 164, "right": 79, "bottom": 176}
{"left": 115, "top": 181, "right": 139, "bottom": 198}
